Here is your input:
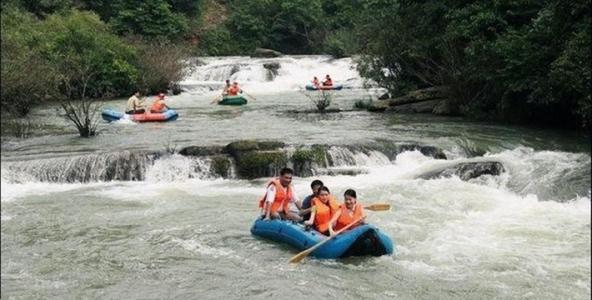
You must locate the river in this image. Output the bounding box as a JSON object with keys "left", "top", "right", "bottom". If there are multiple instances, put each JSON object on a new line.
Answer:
{"left": 1, "top": 55, "right": 590, "bottom": 299}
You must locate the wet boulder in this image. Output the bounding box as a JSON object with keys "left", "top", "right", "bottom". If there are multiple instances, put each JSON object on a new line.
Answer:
{"left": 289, "top": 145, "right": 328, "bottom": 177}
{"left": 263, "top": 62, "right": 281, "bottom": 81}
{"left": 418, "top": 161, "right": 505, "bottom": 181}
{"left": 378, "top": 92, "right": 390, "bottom": 100}
{"left": 179, "top": 145, "right": 225, "bottom": 156}
{"left": 251, "top": 48, "right": 283, "bottom": 58}
{"left": 224, "top": 140, "right": 287, "bottom": 179}
{"left": 397, "top": 144, "right": 447, "bottom": 160}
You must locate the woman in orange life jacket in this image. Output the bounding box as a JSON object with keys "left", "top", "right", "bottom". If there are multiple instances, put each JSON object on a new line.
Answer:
{"left": 150, "top": 92, "right": 169, "bottom": 113}
{"left": 322, "top": 74, "right": 333, "bottom": 86}
{"left": 259, "top": 167, "right": 303, "bottom": 222}
{"left": 328, "top": 189, "right": 366, "bottom": 236}
{"left": 304, "top": 186, "right": 340, "bottom": 235}
{"left": 227, "top": 81, "right": 242, "bottom": 96}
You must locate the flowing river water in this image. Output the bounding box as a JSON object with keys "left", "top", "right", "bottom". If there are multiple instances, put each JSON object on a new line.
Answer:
{"left": 1, "top": 56, "right": 590, "bottom": 299}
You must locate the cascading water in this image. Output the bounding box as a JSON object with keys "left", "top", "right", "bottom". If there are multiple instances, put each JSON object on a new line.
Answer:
{"left": 1, "top": 55, "right": 589, "bottom": 299}
{"left": 180, "top": 55, "right": 384, "bottom": 96}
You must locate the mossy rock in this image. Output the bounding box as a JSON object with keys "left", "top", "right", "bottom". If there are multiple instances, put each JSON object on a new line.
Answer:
{"left": 225, "top": 140, "right": 285, "bottom": 156}
{"left": 235, "top": 150, "right": 288, "bottom": 179}
{"left": 290, "top": 145, "right": 328, "bottom": 176}
{"left": 179, "top": 145, "right": 225, "bottom": 156}
{"left": 211, "top": 155, "right": 231, "bottom": 178}
{"left": 291, "top": 146, "right": 326, "bottom": 164}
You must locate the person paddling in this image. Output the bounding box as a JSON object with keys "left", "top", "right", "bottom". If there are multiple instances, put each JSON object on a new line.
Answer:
{"left": 222, "top": 79, "right": 231, "bottom": 96}
{"left": 125, "top": 90, "right": 145, "bottom": 114}
{"left": 304, "top": 186, "right": 339, "bottom": 235}
{"left": 259, "top": 168, "right": 302, "bottom": 222}
{"left": 312, "top": 76, "right": 320, "bottom": 88}
{"left": 328, "top": 189, "right": 366, "bottom": 236}
{"left": 227, "top": 81, "right": 242, "bottom": 96}
{"left": 150, "top": 92, "right": 169, "bottom": 113}
{"left": 322, "top": 74, "right": 333, "bottom": 86}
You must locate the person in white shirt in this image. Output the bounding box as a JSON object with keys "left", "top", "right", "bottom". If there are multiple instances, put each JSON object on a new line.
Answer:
{"left": 125, "top": 90, "right": 145, "bottom": 114}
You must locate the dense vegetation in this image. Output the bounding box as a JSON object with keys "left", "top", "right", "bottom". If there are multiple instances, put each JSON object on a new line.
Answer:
{"left": 1, "top": 0, "right": 589, "bottom": 130}
{"left": 356, "top": 0, "right": 591, "bottom": 129}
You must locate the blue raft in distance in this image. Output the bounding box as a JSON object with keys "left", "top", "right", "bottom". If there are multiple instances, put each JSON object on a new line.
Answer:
{"left": 101, "top": 109, "right": 179, "bottom": 122}
{"left": 250, "top": 219, "right": 394, "bottom": 259}
{"left": 305, "top": 84, "right": 344, "bottom": 91}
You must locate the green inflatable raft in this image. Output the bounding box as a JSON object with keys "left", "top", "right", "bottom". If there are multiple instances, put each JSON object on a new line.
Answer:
{"left": 218, "top": 95, "right": 248, "bottom": 106}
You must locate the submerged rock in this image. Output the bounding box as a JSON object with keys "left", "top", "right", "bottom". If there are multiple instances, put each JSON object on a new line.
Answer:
{"left": 386, "top": 99, "right": 441, "bottom": 113}
{"left": 263, "top": 62, "right": 281, "bottom": 81}
{"left": 397, "top": 144, "right": 447, "bottom": 160}
{"left": 418, "top": 161, "right": 505, "bottom": 181}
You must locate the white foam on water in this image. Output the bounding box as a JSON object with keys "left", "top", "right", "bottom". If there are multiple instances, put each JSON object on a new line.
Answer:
{"left": 171, "top": 237, "right": 235, "bottom": 258}
{"left": 1, "top": 167, "right": 91, "bottom": 203}
{"left": 180, "top": 55, "right": 382, "bottom": 96}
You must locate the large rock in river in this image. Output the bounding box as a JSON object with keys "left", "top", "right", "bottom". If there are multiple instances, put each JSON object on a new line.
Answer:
{"left": 418, "top": 161, "right": 505, "bottom": 181}
{"left": 251, "top": 48, "right": 283, "bottom": 58}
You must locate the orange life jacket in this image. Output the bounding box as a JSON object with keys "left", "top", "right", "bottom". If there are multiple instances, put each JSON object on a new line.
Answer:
{"left": 257, "top": 179, "right": 292, "bottom": 214}
{"left": 228, "top": 86, "right": 239, "bottom": 96}
{"left": 322, "top": 79, "right": 333, "bottom": 86}
{"left": 312, "top": 196, "right": 339, "bottom": 233}
{"left": 150, "top": 99, "right": 166, "bottom": 112}
{"left": 334, "top": 203, "right": 364, "bottom": 231}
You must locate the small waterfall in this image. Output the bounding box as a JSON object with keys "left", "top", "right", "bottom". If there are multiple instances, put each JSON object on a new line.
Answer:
{"left": 180, "top": 55, "right": 383, "bottom": 95}
{"left": 144, "top": 154, "right": 218, "bottom": 182}
{"left": 326, "top": 146, "right": 392, "bottom": 167}
{"left": 2, "top": 151, "right": 157, "bottom": 183}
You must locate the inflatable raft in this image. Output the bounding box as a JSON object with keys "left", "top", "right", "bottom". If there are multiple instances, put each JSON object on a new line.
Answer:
{"left": 101, "top": 109, "right": 178, "bottom": 122}
{"left": 250, "top": 219, "right": 393, "bottom": 259}
{"left": 219, "top": 95, "right": 247, "bottom": 105}
{"left": 305, "top": 84, "right": 343, "bottom": 91}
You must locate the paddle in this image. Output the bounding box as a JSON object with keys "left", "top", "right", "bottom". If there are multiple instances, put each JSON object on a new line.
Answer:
{"left": 242, "top": 91, "right": 257, "bottom": 101}
{"left": 210, "top": 94, "right": 223, "bottom": 104}
{"left": 364, "top": 203, "right": 391, "bottom": 211}
{"left": 288, "top": 203, "right": 391, "bottom": 264}
{"left": 289, "top": 215, "right": 363, "bottom": 264}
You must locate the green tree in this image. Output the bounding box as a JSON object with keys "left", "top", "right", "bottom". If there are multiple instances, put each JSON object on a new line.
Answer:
{"left": 226, "top": 0, "right": 323, "bottom": 54}
{"left": 111, "top": 0, "right": 189, "bottom": 39}
{"left": 0, "top": 6, "right": 56, "bottom": 116}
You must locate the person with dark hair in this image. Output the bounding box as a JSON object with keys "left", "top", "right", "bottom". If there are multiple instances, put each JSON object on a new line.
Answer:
{"left": 258, "top": 167, "right": 302, "bottom": 221}
{"left": 227, "top": 81, "right": 242, "bottom": 96}
{"left": 222, "top": 79, "right": 231, "bottom": 96}
{"left": 150, "top": 92, "right": 169, "bottom": 113}
{"left": 299, "top": 179, "right": 324, "bottom": 221}
{"left": 311, "top": 76, "right": 320, "bottom": 88}
{"left": 322, "top": 74, "right": 333, "bottom": 86}
{"left": 304, "top": 185, "right": 339, "bottom": 235}
{"left": 125, "top": 90, "right": 145, "bottom": 114}
{"left": 328, "top": 189, "right": 366, "bottom": 236}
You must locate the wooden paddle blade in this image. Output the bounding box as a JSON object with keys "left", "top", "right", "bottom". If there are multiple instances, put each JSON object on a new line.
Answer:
{"left": 289, "top": 248, "right": 314, "bottom": 263}
{"left": 364, "top": 203, "right": 391, "bottom": 211}
{"left": 288, "top": 216, "right": 364, "bottom": 264}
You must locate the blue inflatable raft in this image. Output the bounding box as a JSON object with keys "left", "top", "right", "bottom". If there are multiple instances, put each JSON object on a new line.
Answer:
{"left": 250, "top": 219, "right": 394, "bottom": 259}
{"left": 101, "top": 109, "right": 178, "bottom": 122}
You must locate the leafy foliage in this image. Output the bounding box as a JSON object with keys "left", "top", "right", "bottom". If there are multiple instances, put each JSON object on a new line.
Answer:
{"left": 358, "top": 0, "right": 591, "bottom": 129}
{"left": 111, "top": 0, "right": 189, "bottom": 39}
